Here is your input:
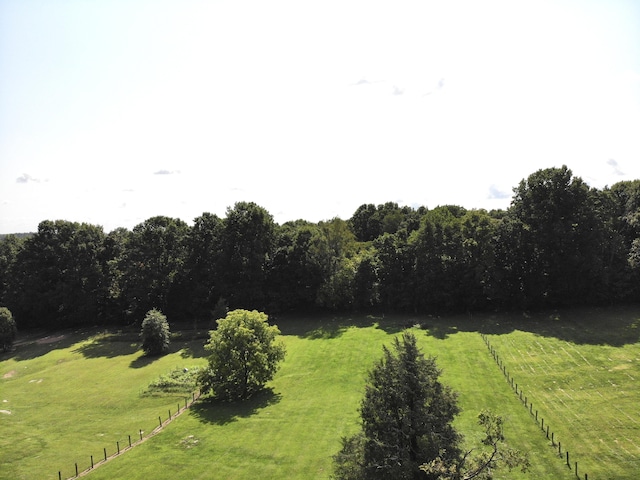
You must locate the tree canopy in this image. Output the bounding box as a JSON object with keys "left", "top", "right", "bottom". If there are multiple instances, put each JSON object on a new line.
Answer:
{"left": 198, "top": 309, "right": 286, "bottom": 402}
{"left": 1, "top": 165, "right": 639, "bottom": 330}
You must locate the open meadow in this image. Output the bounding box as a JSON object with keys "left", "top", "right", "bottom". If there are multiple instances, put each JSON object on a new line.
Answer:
{"left": 1, "top": 307, "right": 639, "bottom": 479}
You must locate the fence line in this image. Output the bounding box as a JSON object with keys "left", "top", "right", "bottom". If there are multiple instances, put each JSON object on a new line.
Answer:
{"left": 479, "top": 333, "right": 590, "bottom": 480}
{"left": 57, "top": 390, "right": 201, "bottom": 479}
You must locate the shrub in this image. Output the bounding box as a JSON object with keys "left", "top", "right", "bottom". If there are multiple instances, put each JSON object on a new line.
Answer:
{"left": 0, "top": 307, "right": 17, "bottom": 352}
{"left": 140, "top": 308, "right": 170, "bottom": 356}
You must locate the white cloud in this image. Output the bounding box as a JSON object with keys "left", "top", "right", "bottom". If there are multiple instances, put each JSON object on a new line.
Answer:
{"left": 16, "top": 173, "right": 39, "bottom": 184}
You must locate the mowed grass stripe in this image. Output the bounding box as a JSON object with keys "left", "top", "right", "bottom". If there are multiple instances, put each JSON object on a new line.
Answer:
{"left": 486, "top": 325, "right": 640, "bottom": 479}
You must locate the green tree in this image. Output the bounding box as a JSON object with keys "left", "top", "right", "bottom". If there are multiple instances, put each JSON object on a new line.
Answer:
{"left": 199, "top": 309, "right": 286, "bottom": 401}
{"left": 140, "top": 308, "right": 171, "bottom": 356}
{"left": 333, "top": 332, "right": 462, "bottom": 480}
{"left": 120, "top": 216, "right": 189, "bottom": 320}
{"left": 8, "top": 220, "right": 107, "bottom": 328}
{"left": 179, "top": 212, "right": 224, "bottom": 322}
{"left": 0, "top": 235, "right": 24, "bottom": 306}
{"left": 0, "top": 306, "right": 17, "bottom": 352}
{"left": 509, "top": 165, "right": 607, "bottom": 307}
{"left": 268, "top": 221, "right": 325, "bottom": 311}
{"left": 218, "top": 202, "right": 276, "bottom": 309}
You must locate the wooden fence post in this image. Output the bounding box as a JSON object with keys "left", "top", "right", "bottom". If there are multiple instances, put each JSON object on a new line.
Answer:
{"left": 129, "top": 435, "right": 132, "bottom": 447}
{"left": 117, "top": 441, "right": 120, "bottom": 455}
{"left": 75, "top": 463, "right": 78, "bottom": 477}
{"left": 159, "top": 416, "right": 162, "bottom": 428}
{"left": 59, "top": 471, "right": 62, "bottom": 480}
{"left": 566, "top": 451, "right": 570, "bottom": 467}
{"left": 104, "top": 447, "right": 107, "bottom": 462}
{"left": 91, "top": 455, "right": 94, "bottom": 468}
{"left": 140, "top": 429, "right": 143, "bottom": 441}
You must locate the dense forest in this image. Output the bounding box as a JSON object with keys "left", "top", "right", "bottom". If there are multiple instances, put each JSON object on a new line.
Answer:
{"left": 1, "top": 165, "right": 639, "bottom": 330}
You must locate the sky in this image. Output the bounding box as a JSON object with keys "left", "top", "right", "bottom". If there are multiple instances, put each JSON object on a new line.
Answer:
{"left": 1, "top": 0, "right": 639, "bottom": 233}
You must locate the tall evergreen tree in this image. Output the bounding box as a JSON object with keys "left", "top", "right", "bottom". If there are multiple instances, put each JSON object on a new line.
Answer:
{"left": 333, "top": 332, "right": 462, "bottom": 480}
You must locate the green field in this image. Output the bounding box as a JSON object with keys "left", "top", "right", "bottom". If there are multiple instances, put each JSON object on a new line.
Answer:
{"left": 1, "top": 307, "right": 639, "bottom": 479}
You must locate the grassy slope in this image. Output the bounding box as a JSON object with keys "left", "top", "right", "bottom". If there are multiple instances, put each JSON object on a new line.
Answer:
{"left": 2, "top": 308, "right": 638, "bottom": 479}
{"left": 0, "top": 329, "right": 207, "bottom": 480}
{"left": 484, "top": 307, "right": 640, "bottom": 480}
{"left": 81, "top": 319, "right": 574, "bottom": 480}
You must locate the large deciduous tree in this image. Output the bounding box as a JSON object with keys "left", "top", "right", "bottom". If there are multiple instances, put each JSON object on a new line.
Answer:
{"left": 8, "top": 220, "right": 107, "bottom": 328}
{"left": 333, "top": 332, "right": 462, "bottom": 480}
{"left": 218, "top": 202, "right": 276, "bottom": 309}
{"left": 507, "top": 165, "right": 607, "bottom": 307}
{"left": 198, "top": 309, "right": 286, "bottom": 402}
{"left": 120, "top": 216, "right": 189, "bottom": 321}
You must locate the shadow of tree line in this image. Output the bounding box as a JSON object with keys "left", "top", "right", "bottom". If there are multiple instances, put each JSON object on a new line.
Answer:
{"left": 4, "top": 305, "right": 639, "bottom": 365}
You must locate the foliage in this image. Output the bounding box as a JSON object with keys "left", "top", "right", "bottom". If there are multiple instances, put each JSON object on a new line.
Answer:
{"left": 2, "top": 164, "right": 640, "bottom": 331}
{"left": 333, "top": 332, "right": 462, "bottom": 479}
{"left": 6, "top": 220, "right": 108, "bottom": 328}
{"left": 144, "top": 366, "right": 201, "bottom": 395}
{"left": 140, "top": 308, "right": 171, "bottom": 356}
{"left": 217, "top": 202, "right": 276, "bottom": 309}
{"left": 120, "top": 216, "right": 190, "bottom": 321}
{"left": 0, "top": 306, "right": 17, "bottom": 351}
{"left": 198, "top": 309, "right": 286, "bottom": 401}
{"left": 420, "top": 410, "right": 530, "bottom": 479}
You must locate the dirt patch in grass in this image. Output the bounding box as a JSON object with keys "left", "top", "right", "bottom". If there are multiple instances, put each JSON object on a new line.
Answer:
{"left": 0, "top": 409, "right": 11, "bottom": 415}
{"left": 36, "top": 334, "right": 68, "bottom": 345}
{"left": 2, "top": 370, "right": 16, "bottom": 379}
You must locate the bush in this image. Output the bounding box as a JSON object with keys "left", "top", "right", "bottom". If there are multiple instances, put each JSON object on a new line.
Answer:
{"left": 140, "top": 308, "right": 170, "bottom": 356}
{"left": 0, "top": 307, "right": 17, "bottom": 352}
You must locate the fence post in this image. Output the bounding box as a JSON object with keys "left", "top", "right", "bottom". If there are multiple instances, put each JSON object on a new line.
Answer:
{"left": 75, "top": 463, "right": 78, "bottom": 477}
{"left": 546, "top": 425, "right": 549, "bottom": 439}
{"left": 575, "top": 462, "right": 578, "bottom": 476}
{"left": 168, "top": 409, "right": 171, "bottom": 420}
{"left": 558, "top": 441, "right": 561, "bottom": 455}
{"left": 104, "top": 447, "right": 107, "bottom": 462}
{"left": 566, "top": 451, "right": 570, "bottom": 467}
{"left": 129, "top": 435, "right": 132, "bottom": 448}
{"left": 140, "top": 429, "right": 143, "bottom": 441}
{"left": 117, "top": 441, "right": 120, "bottom": 455}
{"left": 91, "top": 455, "right": 94, "bottom": 468}
{"left": 542, "top": 418, "right": 544, "bottom": 430}
{"left": 551, "top": 432, "right": 554, "bottom": 444}
{"left": 159, "top": 416, "right": 162, "bottom": 428}
{"left": 59, "top": 471, "right": 62, "bottom": 480}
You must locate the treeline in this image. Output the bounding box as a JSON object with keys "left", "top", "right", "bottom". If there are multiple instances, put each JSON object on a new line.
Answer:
{"left": 1, "top": 165, "right": 639, "bottom": 329}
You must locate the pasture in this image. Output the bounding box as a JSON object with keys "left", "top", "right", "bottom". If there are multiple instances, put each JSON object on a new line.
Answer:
{"left": 1, "top": 307, "right": 639, "bottom": 479}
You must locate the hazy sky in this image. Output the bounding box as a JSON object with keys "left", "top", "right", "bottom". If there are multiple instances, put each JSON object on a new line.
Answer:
{"left": 1, "top": 0, "right": 639, "bottom": 233}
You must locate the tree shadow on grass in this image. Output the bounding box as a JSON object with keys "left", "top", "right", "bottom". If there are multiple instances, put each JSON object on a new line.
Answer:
{"left": 276, "top": 313, "right": 404, "bottom": 339}
{"left": 72, "top": 330, "right": 140, "bottom": 358}
{"left": 416, "top": 305, "right": 640, "bottom": 346}
{"left": 189, "top": 388, "right": 282, "bottom": 426}
{"left": 2, "top": 327, "right": 99, "bottom": 361}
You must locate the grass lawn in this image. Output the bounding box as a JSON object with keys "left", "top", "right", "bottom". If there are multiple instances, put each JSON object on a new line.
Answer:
{"left": 482, "top": 306, "right": 640, "bottom": 480}
{"left": 0, "top": 328, "right": 208, "bottom": 480}
{"left": 2, "top": 307, "right": 639, "bottom": 479}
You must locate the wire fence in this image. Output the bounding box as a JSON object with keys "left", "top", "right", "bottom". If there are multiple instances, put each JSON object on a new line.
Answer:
{"left": 56, "top": 390, "right": 201, "bottom": 479}
{"left": 480, "top": 333, "right": 591, "bottom": 480}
